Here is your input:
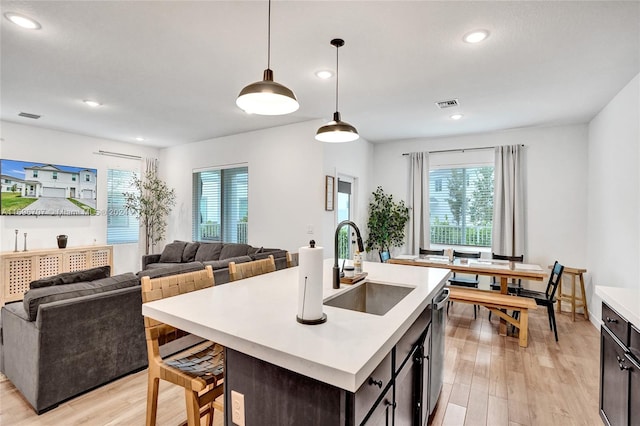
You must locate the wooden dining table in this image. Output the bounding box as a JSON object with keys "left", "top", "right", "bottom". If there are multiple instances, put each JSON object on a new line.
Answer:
{"left": 389, "top": 255, "right": 547, "bottom": 335}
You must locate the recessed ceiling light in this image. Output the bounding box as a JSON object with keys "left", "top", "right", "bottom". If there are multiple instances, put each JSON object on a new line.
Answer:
{"left": 463, "top": 30, "right": 489, "bottom": 44}
{"left": 83, "top": 100, "right": 102, "bottom": 108}
{"left": 450, "top": 113, "right": 464, "bottom": 120}
{"left": 4, "top": 12, "right": 41, "bottom": 30}
{"left": 135, "top": 137, "right": 145, "bottom": 142}
{"left": 315, "top": 70, "right": 334, "bottom": 79}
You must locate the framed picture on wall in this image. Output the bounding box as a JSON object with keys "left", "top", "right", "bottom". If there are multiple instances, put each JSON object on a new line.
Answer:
{"left": 325, "top": 175, "right": 334, "bottom": 211}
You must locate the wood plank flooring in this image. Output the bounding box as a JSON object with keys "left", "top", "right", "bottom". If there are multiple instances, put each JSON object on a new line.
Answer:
{"left": 0, "top": 304, "right": 601, "bottom": 425}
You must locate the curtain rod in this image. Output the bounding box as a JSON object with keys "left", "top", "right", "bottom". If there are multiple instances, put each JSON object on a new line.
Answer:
{"left": 402, "top": 144, "right": 524, "bottom": 156}
{"left": 94, "top": 150, "right": 142, "bottom": 160}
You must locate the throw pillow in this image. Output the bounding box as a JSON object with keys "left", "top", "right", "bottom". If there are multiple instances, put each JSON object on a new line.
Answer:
{"left": 182, "top": 242, "right": 200, "bottom": 262}
{"left": 220, "top": 243, "right": 251, "bottom": 260}
{"left": 247, "top": 246, "right": 263, "bottom": 255}
{"left": 159, "top": 241, "right": 188, "bottom": 263}
{"left": 29, "top": 265, "right": 111, "bottom": 289}
{"left": 195, "top": 243, "right": 223, "bottom": 261}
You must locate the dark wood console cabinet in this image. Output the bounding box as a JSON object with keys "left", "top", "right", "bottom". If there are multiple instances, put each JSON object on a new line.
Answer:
{"left": 600, "top": 302, "right": 640, "bottom": 426}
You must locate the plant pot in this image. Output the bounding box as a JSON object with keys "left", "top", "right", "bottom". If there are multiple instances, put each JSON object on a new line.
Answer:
{"left": 57, "top": 235, "right": 68, "bottom": 249}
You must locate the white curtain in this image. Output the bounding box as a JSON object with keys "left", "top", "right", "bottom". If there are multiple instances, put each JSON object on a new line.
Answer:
{"left": 145, "top": 157, "right": 158, "bottom": 176}
{"left": 408, "top": 152, "right": 430, "bottom": 255}
{"left": 492, "top": 145, "right": 526, "bottom": 256}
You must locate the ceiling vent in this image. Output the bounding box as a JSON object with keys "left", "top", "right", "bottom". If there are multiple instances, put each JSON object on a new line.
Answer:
{"left": 19, "top": 112, "right": 41, "bottom": 119}
{"left": 435, "top": 99, "right": 459, "bottom": 109}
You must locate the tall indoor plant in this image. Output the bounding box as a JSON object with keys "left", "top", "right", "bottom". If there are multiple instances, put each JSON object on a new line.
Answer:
{"left": 124, "top": 170, "right": 176, "bottom": 255}
{"left": 365, "top": 186, "right": 410, "bottom": 258}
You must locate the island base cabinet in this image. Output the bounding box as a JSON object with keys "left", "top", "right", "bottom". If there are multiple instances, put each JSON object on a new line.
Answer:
{"left": 224, "top": 348, "right": 347, "bottom": 426}
{"left": 629, "top": 354, "right": 640, "bottom": 426}
{"left": 364, "top": 387, "right": 393, "bottom": 426}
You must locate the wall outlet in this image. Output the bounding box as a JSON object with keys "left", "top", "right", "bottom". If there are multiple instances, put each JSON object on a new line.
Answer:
{"left": 307, "top": 224, "right": 314, "bottom": 234}
{"left": 231, "top": 390, "right": 245, "bottom": 426}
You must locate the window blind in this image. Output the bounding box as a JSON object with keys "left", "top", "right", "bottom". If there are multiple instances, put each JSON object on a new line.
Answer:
{"left": 192, "top": 166, "right": 248, "bottom": 243}
{"left": 107, "top": 169, "right": 139, "bottom": 244}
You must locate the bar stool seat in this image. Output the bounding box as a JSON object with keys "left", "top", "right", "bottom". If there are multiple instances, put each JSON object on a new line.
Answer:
{"left": 553, "top": 265, "right": 589, "bottom": 321}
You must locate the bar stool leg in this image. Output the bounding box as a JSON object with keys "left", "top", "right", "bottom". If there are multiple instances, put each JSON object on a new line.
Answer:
{"left": 571, "top": 273, "right": 576, "bottom": 322}
{"left": 579, "top": 272, "right": 589, "bottom": 320}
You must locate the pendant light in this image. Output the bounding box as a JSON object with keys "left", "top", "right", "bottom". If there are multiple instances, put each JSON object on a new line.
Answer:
{"left": 236, "top": 0, "right": 299, "bottom": 115}
{"left": 315, "top": 38, "right": 359, "bottom": 143}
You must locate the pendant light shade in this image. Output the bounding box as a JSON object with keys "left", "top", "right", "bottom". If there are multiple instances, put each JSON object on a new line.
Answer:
{"left": 315, "top": 112, "right": 359, "bottom": 143}
{"left": 236, "top": 0, "right": 299, "bottom": 115}
{"left": 315, "top": 38, "right": 359, "bottom": 143}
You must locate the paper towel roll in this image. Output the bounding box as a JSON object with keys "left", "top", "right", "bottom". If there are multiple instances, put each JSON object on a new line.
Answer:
{"left": 297, "top": 241, "right": 325, "bottom": 323}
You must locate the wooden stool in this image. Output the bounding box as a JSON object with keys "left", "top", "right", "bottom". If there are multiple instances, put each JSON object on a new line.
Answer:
{"left": 554, "top": 266, "right": 589, "bottom": 321}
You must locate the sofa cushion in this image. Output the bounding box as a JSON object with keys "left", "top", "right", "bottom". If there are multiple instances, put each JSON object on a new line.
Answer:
{"left": 29, "top": 265, "right": 111, "bottom": 289}
{"left": 203, "top": 255, "right": 252, "bottom": 270}
{"left": 220, "top": 243, "right": 251, "bottom": 260}
{"left": 195, "top": 243, "right": 223, "bottom": 262}
{"left": 182, "top": 242, "right": 200, "bottom": 262}
{"left": 159, "top": 241, "right": 188, "bottom": 263}
{"left": 137, "top": 262, "right": 204, "bottom": 279}
{"left": 23, "top": 273, "right": 140, "bottom": 321}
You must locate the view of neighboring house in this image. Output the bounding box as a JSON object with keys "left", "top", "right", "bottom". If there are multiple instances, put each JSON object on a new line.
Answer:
{"left": 1, "top": 174, "right": 25, "bottom": 193}
{"left": 22, "top": 164, "right": 96, "bottom": 200}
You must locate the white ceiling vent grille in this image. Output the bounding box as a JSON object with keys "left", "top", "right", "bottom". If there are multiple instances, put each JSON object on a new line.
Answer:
{"left": 19, "top": 112, "right": 41, "bottom": 119}
{"left": 435, "top": 99, "right": 459, "bottom": 109}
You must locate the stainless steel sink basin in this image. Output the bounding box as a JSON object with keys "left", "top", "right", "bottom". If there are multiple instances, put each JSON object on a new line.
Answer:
{"left": 323, "top": 280, "right": 415, "bottom": 316}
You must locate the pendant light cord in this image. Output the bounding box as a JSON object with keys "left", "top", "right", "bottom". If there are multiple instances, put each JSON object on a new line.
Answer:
{"left": 335, "top": 43, "right": 339, "bottom": 113}
{"left": 267, "top": 0, "right": 271, "bottom": 70}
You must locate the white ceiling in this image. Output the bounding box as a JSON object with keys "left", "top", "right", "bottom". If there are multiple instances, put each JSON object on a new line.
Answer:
{"left": 1, "top": 1, "right": 638, "bottom": 148}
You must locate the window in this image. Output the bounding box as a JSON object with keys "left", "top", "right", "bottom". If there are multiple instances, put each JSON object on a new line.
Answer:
{"left": 85, "top": 174, "right": 91, "bottom": 182}
{"left": 107, "top": 169, "right": 139, "bottom": 244}
{"left": 429, "top": 166, "right": 494, "bottom": 247}
{"left": 72, "top": 174, "right": 77, "bottom": 182}
{"left": 33, "top": 170, "right": 38, "bottom": 178}
{"left": 193, "top": 166, "right": 248, "bottom": 243}
{"left": 52, "top": 171, "right": 57, "bottom": 180}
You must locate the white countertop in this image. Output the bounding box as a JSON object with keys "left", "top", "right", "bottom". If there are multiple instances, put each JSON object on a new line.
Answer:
{"left": 595, "top": 285, "right": 640, "bottom": 326}
{"left": 142, "top": 259, "right": 449, "bottom": 392}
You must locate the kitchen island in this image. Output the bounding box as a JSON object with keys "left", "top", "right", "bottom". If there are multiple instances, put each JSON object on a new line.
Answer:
{"left": 142, "top": 259, "right": 450, "bottom": 425}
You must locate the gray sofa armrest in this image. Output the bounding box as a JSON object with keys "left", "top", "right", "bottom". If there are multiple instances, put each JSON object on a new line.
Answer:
{"left": 142, "top": 253, "right": 161, "bottom": 270}
{"left": 2, "top": 286, "right": 147, "bottom": 413}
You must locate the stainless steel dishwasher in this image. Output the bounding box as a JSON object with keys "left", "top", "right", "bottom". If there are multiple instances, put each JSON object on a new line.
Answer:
{"left": 428, "top": 287, "right": 449, "bottom": 417}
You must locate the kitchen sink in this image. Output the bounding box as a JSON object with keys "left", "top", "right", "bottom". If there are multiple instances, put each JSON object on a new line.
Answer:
{"left": 323, "top": 280, "right": 415, "bottom": 316}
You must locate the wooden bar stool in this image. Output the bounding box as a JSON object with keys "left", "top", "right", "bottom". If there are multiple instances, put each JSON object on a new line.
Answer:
{"left": 553, "top": 265, "right": 588, "bottom": 321}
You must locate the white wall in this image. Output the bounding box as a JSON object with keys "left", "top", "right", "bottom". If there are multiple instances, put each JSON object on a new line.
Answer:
{"left": 322, "top": 134, "right": 374, "bottom": 260}
{"left": 587, "top": 73, "right": 640, "bottom": 326}
{"left": 160, "top": 120, "right": 328, "bottom": 254}
{"left": 371, "top": 124, "right": 589, "bottom": 271}
{"left": 0, "top": 121, "right": 160, "bottom": 274}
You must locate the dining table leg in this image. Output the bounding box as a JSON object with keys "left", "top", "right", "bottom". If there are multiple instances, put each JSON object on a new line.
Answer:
{"left": 499, "top": 277, "right": 508, "bottom": 336}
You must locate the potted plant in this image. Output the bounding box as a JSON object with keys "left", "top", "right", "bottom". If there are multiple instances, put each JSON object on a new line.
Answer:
{"left": 124, "top": 170, "right": 176, "bottom": 255}
{"left": 365, "top": 186, "right": 410, "bottom": 259}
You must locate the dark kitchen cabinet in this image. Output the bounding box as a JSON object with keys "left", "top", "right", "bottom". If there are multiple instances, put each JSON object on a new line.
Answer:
{"left": 601, "top": 326, "right": 629, "bottom": 426}
{"left": 600, "top": 302, "right": 640, "bottom": 426}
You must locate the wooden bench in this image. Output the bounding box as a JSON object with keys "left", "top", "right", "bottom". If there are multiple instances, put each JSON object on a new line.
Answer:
{"left": 448, "top": 287, "right": 538, "bottom": 347}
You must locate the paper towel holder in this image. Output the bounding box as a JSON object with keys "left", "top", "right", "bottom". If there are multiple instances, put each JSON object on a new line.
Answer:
{"left": 296, "top": 240, "right": 328, "bottom": 325}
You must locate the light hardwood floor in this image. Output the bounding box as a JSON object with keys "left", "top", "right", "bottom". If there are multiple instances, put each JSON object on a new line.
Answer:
{"left": 0, "top": 304, "right": 601, "bottom": 426}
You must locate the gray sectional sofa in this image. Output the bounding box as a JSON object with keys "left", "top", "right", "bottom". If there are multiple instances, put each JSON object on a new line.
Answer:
{"left": 0, "top": 266, "right": 148, "bottom": 414}
{"left": 140, "top": 241, "right": 288, "bottom": 284}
